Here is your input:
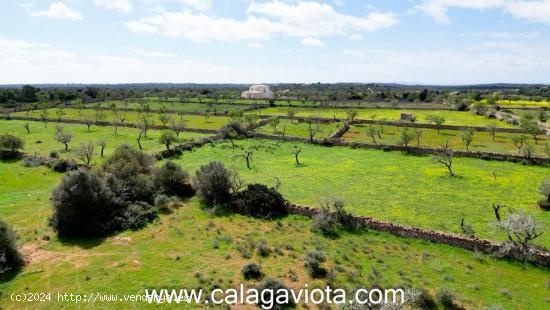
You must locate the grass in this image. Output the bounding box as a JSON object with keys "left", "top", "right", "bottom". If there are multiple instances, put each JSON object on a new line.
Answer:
{"left": 0, "top": 162, "right": 548, "bottom": 309}
{"left": 0, "top": 120, "right": 210, "bottom": 164}
{"left": 249, "top": 107, "right": 518, "bottom": 128}
{"left": 255, "top": 118, "right": 343, "bottom": 139}
{"left": 12, "top": 108, "right": 231, "bottom": 131}
{"left": 494, "top": 99, "right": 550, "bottom": 108}
{"left": 342, "top": 124, "right": 550, "bottom": 156}
{"left": 171, "top": 139, "right": 550, "bottom": 246}
{"left": 83, "top": 99, "right": 251, "bottom": 114}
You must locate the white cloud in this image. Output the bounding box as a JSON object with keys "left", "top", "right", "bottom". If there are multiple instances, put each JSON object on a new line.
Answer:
{"left": 301, "top": 37, "right": 326, "bottom": 47}
{"left": 348, "top": 33, "right": 364, "bottom": 40}
{"left": 248, "top": 42, "right": 265, "bottom": 48}
{"left": 247, "top": 1, "right": 398, "bottom": 35}
{"left": 181, "top": 0, "right": 212, "bottom": 11}
{"left": 129, "top": 48, "right": 177, "bottom": 57}
{"left": 127, "top": 1, "right": 398, "bottom": 43}
{"left": 29, "top": 2, "right": 82, "bottom": 21}
{"left": 417, "top": 0, "right": 550, "bottom": 24}
{"left": 94, "top": 0, "right": 134, "bottom": 13}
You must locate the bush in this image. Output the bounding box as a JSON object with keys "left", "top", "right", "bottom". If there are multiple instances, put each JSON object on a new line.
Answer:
{"left": 257, "top": 278, "right": 295, "bottom": 310}
{"left": 0, "top": 220, "right": 24, "bottom": 274}
{"left": 256, "top": 240, "right": 271, "bottom": 257}
{"left": 241, "top": 263, "right": 262, "bottom": 280}
{"left": 50, "top": 169, "right": 124, "bottom": 237}
{"left": 0, "top": 134, "right": 24, "bottom": 153}
{"left": 220, "top": 120, "right": 248, "bottom": 137}
{"left": 311, "top": 208, "right": 338, "bottom": 237}
{"left": 51, "top": 159, "right": 78, "bottom": 172}
{"left": 120, "top": 201, "right": 157, "bottom": 230}
{"left": 102, "top": 145, "right": 155, "bottom": 204}
{"left": 436, "top": 288, "right": 457, "bottom": 309}
{"left": 194, "top": 161, "right": 232, "bottom": 205}
{"left": 21, "top": 155, "right": 47, "bottom": 167}
{"left": 233, "top": 184, "right": 287, "bottom": 219}
{"left": 304, "top": 250, "right": 327, "bottom": 278}
{"left": 153, "top": 161, "right": 195, "bottom": 198}
{"left": 49, "top": 150, "right": 59, "bottom": 159}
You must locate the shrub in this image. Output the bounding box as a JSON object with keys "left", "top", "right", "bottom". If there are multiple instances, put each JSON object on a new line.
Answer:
{"left": 0, "top": 134, "right": 24, "bottom": 153}
{"left": 436, "top": 288, "right": 457, "bottom": 309}
{"left": 51, "top": 159, "right": 78, "bottom": 172}
{"left": 241, "top": 263, "right": 262, "bottom": 280}
{"left": 49, "top": 150, "right": 59, "bottom": 159}
{"left": 538, "top": 179, "right": 550, "bottom": 211}
{"left": 102, "top": 145, "right": 155, "bottom": 203}
{"left": 410, "top": 289, "right": 437, "bottom": 310}
{"left": 120, "top": 201, "right": 157, "bottom": 230}
{"left": 304, "top": 250, "right": 327, "bottom": 278}
{"left": 50, "top": 169, "right": 124, "bottom": 237}
{"left": 257, "top": 278, "right": 294, "bottom": 310}
{"left": 311, "top": 207, "right": 338, "bottom": 237}
{"left": 21, "top": 155, "right": 47, "bottom": 167}
{"left": 233, "top": 184, "right": 287, "bottom": 219}
{"left": 194, "top": 161, "right": 232, "bottom": 205}
{"left": 153, "top": 161, "right": 195, "bottom": 198}
{"left": 0, "top": 219, "right": 24, "bottom": 273}
{"left": 0, "top": 134, "right": 24, "bottom": 159}
{"left": 256, "top": 240, "right": 271, "bottom": 257}
{"left": 220, "top": 120, "right": 248, "bottom": 137}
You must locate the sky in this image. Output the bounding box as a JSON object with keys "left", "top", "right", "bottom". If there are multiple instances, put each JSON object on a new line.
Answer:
{"left": 1, "top": 0, "right": 550, "bottom": 85}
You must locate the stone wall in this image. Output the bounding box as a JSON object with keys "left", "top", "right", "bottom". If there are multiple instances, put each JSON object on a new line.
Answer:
{"left": 286, "top": 203, "right": 550, "bottom": 267}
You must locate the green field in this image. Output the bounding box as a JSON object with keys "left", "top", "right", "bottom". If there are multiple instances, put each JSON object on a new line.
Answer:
{"left": 12, "top": 108, "right": 231, "bottom": 131}
{"left": 0, "top": 162, "right": 548, "bottom": 309}
{"left": 255, "top": 119, "right": 342, "bottom": 139}
{"left": 168, "top": 139, "right": 550, "bottom": 246}
{"left": 0, "top": 120, "right": 210, "bottom": 164}
{"left": 83, "top": 99, "right": 251, "bottom": 114}
{"left": 495, "top": 99, "right": 550, "bottom": 108}
{"left": 250, "top": 107, "right": 518, "bottom": 128}
{"left": 343, "top": 124, "right": 550, "bottom": 156}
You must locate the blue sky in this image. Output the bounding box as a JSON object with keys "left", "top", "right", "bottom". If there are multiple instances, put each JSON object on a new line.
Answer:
{"left": 1, "top": 0, "right": 550, "bottom": 84}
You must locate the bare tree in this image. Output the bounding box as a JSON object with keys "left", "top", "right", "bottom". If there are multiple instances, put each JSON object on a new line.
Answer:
{"left": 137, "top": 132, "right": 143, "bottom": 150}
{"left": 366, "top": 125, "right": 379, "bottom": 144}
{"left": 496, "top": 212, "right": 544, "bottom": 251}
{"left": 170, "top": 117, "right": 186, "bottom": 139}
{"left": 23, "top": 123, "right": 30, "bottom": 134}
{"left": 491, "top": 204, "right": 506, "bottom": 222}
{"left": 487, "top": 123, "right": 497, "bottom": 141}
{"left": 97, "top": 139, "right": 107, "bottom": 157}
{"left": 83, "top": 117, "right": 94, "bottom": 132}
{"left": 306, "top": 116, "right": 320, "bottom": 142}
{"left": 241, "top": 149, "right": 254, "bottom": 169}
{"left": 510, "top": 134, "right": 527, "bottom": 154}
{"left": 460, "top": 128, "right": 475, "bottom": 151}
{"left": 431, "top": 144, "right": 455, "bottom": 176}
{"left": 292, "top": 145, "right": 302, "bottom": 166}
{"left": 229, "top": 167, "right": 245, "bottom": 193}
{"left": 139, "top": 116, "right": 151, "bottom": 138}
{"left": 413, "top": 128, "right": 422, "bottom": 146}
{"left": 76, "top": 141, "right": 95, "bottom": 165}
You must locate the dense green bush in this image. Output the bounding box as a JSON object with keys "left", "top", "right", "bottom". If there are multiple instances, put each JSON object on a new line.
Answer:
{"left": 153, "top": 161, "right": 195, "bottom": 198}
{"left": 50, "top": 169, "right": 124, "bottom": 237}
{"left": 0, "top": 220, "right": 24, "bottom": 274}
{"left": 102, "top": 145, "right": 155, "bottom": 204}
{"left": 50, "top": 159, "right": 78, "bottom": 173}
{"left": 241, "top": 263, "right": 262, "bottom": 280}
{"left": 194, "top": 161, "right": 232, "bottom": 205}
{"left": 233, "top": 184, "right": 287, "bottom": 219}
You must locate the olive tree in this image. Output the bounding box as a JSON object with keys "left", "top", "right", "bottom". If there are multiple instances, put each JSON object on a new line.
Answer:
{"left": 76, "top": 141, "right": 95, "bottom": 165}
{"left": 427, "top": 115, "right": 445, "bottom": 133}
{"left": 496, "top": 212, "right": 544, "bottom": 252}
{"left": 366, "top": 125, "right": 379, "bottom": 144}
{"left": 510, "top": 134, "right": 527, "bottom": 154}
{"left": 431, "top": 144, "right": 455, "bottom": 176}
{"left": 460, "top": 128, "right": 475, "bottom": 151}
{"left": 54, "top": 130, "right": 73, "bottom": 151}
{"left": 398, "top": 127, "right": 414, "bottom": 147}
{"left": 159, "top": 131, "right": 177, "bottom": 150}
{"left": 487, "top": 123, "right": 497, "bottom": 141}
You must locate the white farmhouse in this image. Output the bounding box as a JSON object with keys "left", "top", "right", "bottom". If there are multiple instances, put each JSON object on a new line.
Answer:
{"left": 241, "top": 85, "right": 273, "bottom": 99}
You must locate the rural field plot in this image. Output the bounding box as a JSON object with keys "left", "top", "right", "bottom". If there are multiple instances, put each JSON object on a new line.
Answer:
{"left": 252, "top": 107, "right": 518, "bottom": 128}
{"left": 172, "top": 139, "right": 550, "bottom": 246}
{"left": 343, "top": 124, "right": 550, "bottom": 156}
{"left": 84, "top": 100, "right": 251, "bottom": 114}
{"left": 0, "top": 120, "right": 209, "bottom": 164}
{"left": 184, "top": 97, "right": 320, "bottom": 107}
{"left": 255, "top": 118, "right": 343, "bottom": 139}
{"left": 0, "top": 162, "right": 547, "bottom": 309}
{"left": 495, "top": 99, "right": 550, "bottom": 108}
{"left": 12, "top": 108, "right": 231, "bottom": 131}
